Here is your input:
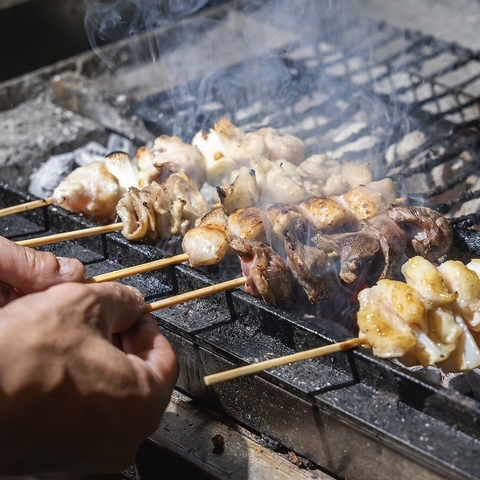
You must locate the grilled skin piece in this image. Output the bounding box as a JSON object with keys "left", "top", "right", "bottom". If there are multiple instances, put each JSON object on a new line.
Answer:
{"left": 283, "top": 230, "right": 336, "bottom": 303}
{"left": 386, "top": 205, "right": 453, "bottom": 261}
{"left": 117, "top": 172, "right": 210, "bottom": 243}
{"left": 226, "top": 234, "right": 292, "bottom": 309}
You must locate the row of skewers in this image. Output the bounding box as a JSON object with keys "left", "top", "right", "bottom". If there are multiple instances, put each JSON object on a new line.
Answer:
{"left": 2, "top": 119, "right": 480, "bottom": 385}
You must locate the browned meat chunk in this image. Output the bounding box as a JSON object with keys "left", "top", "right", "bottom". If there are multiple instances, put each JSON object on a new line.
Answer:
{"left": 283, "top": 230, "right": 337, "bottom": 303}
{"left": 226, "top": 234, "right": 292, "bottom": 308}
{"left": 386, "top": 205, "right": 452, "bottom": 261}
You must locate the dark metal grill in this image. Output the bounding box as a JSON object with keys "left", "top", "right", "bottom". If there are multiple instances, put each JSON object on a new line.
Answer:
{"left": 2, "top": 2, "right": 480, "bottom": 479}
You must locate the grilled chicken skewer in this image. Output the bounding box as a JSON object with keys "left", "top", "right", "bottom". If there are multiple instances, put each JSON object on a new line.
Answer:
{"left": 204, "top": 255, "right": 480, "bottom": 385}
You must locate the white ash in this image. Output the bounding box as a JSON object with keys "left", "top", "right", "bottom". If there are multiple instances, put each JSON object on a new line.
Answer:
{"left": 29, "top": 152, "right": 76, "bottom": 199}
{"left": 28, "top": 135, "right": 135, "bottom": 199}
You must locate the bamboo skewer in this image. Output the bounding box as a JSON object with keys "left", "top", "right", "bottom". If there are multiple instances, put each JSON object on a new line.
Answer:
{"left": 0, "top": 197, "right": 56, "bottom": 218}
{"left": 203, "top": 337, "right": 368, "bottom": 386}
{"left": 85, "top": 253, "right": 190, "bottom": 283}
{"left": 145, "top": 276, "right": 247, "bottom": 312}
{"left": 16, "top": 222, "right": 123, "bottom": 247}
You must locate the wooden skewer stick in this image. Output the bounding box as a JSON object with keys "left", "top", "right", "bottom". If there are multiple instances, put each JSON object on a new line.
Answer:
{"left": 145, "top": 276, "right": 247, "bottom": 312}
{"left": 85, "top": 253, "right": 190, "bottom": 283}
{"left": 203, "top": 337, "right": 369, "bottom": 386}
{"left": 16, "top": 222, "right": 123, "bottom": 247}
{"left": 0, "top": 197, "right": 55, "bottom": 218}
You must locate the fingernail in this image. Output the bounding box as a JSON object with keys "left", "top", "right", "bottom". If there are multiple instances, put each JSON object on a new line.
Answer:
{"left": 126, "top": 285, "right": 145, "bottom": 308}
{"left": 57, "top": 257, "right": 78, "bottom": 277}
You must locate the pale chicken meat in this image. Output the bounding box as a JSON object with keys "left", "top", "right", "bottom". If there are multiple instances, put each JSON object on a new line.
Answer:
{"left": 103, "top": 152, "right": 140, "bottom": 193}
{"left": 116, "top": 172, "right": 210, "bottom": 243}
{"left": 217, "top": 167, "right": 261, "bottom": 215}
{"left": 136, "top": 135, "right": 207, "bottom": 188}
{"left": 438, "top": 260, "right": 480, "bottom": 331}
{"left": 211, "top": 118, "right": 306, "bottom": 166}
{"left": 53, "top": 162, "right": 122, "bottom": 222}
{"left": 226, "top": 234, "right": 292, "bottom": 309}
{"left": 182, "top": 208, "right": 229, "bottom": 267}
{"left": 192, "top": 119, "right": 305, "bottom": 187}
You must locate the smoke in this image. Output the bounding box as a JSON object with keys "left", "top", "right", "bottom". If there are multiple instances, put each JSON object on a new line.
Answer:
{"left": 83, "top": 0, "right": 415, "bottom": 180}
{"left": 84, "top": 0, "right": 210, "bottom": 68}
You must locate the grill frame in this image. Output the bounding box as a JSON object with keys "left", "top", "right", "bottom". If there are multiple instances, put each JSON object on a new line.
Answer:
{"left": 1, "top": 179, "right": 480, "bottom": 480}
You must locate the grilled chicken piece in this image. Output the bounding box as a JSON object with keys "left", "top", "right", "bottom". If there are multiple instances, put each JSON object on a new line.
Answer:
{"left": 340, "top": 178, "right": 398, "bottom": 220}
{"left": 182, "top": 208, "right": 229, "bottom": 267}
{"left": 117, "top": 172, "right": 209, "bottom": 243}
{"left": 298, "top": 197, "right": 358, "bottom": 233}
{"left": 358, "top": 256, "right": 480, "bottom": 371}
{"left": 263, "top": 203, "right": 308, "bottom": 254}
{"left": 217, "top": 168, "right": 261, "bottom": 214}
{"left": 310, "top": 214, "right": 406, "bottom": 285}
{"left": 358, "top": 279, "right": 424, "bottom": 358}
{"left": 357, "top": 214, "right": 407, "bottom": 282}
{"left": 227, "top": 207, "right": 266, "bottom": 242}
{"left": 53, "top": 162, "right": 122, "bottom": 222}
{"left": 227, "top": 234, "right": 292, "bottom": 308}
{"left": 438, "top": 260, "right": 480, "bottom": 331}
{"left": 213, "top": 118, "right": 306, "bottom": 166}
{"left": 136, "top": 136, "right": 207, "bottom": 188}
{"left": 386, "top": 205, "right": 453, "bottom": 261}
{"left": 297, "top": 156, "right": 372, "bottom": 197}
{"left": 283, "top": 230, "right": 336, "bottom": 303}
{"left": 401, "top": 256, "right": 457, "bottom": 307}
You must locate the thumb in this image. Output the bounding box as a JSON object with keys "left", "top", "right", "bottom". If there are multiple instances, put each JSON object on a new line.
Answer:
{"left": 0, "top": 236, "right": 85, "bottom": 294}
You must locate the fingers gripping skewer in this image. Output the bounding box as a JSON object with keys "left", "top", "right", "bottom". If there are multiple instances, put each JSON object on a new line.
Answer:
{"left": 16, "top": 222, "right": 124, "bottom": 247}
{"left": 203, "top": 337, "right": 368, "bottom": 386}
{"left": 0, "top": 197, "right": 55, "bottom": 218}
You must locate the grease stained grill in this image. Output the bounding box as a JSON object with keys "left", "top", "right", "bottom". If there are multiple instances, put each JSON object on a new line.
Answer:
{"left": 2, "top": 3, "right": 480, "bottom": 480}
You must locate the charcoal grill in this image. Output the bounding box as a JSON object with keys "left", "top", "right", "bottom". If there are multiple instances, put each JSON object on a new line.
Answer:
{"left": 2, "top": 1, "right": 480, "bottom": 479}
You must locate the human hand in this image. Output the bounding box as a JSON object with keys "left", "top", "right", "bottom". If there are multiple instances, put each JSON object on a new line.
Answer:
{"left": 0, "top": 235, "right": 85, "bottom": 306}
{"left": 0, "top": 239, "right": 179, "bottom": 475}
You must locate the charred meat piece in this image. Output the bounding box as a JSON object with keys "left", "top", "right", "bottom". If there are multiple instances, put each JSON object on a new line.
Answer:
{"left": 386, "top": 205, "right": 452, "bottom": 261}
{"left": 226, "top": 234, "right": 292, "bottom": 308}
{"left": 283, "top": 230, "right": 337, "bottom": 303}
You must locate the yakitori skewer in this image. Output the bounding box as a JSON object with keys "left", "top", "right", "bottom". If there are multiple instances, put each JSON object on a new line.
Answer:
{"left": 85, "top": 253, "right": 190, "bottom": 283}
{"left": 0, "top": 197, "right": 55, "bottom": 218}
{"left": 203, "top": 337, "right": 368, "bottom": 386}
{"left": 145, "top": 276, "right": 247, "bottom": 312}
{"left": 16, "top": 222, "right": 123, "bottom": 247}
